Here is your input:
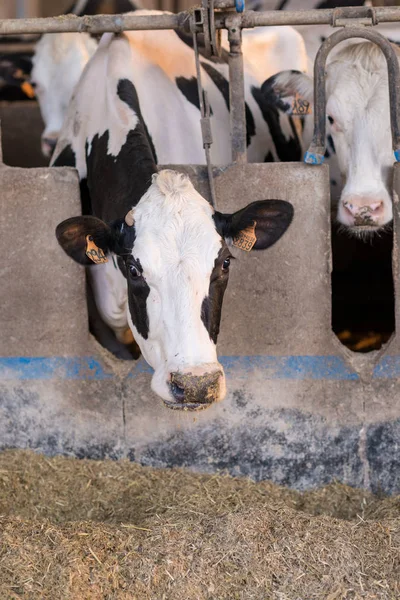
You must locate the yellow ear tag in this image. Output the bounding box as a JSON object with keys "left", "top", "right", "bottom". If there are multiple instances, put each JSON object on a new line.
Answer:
{"left": 291, "top": 93, "right": 312, "bottom": 116}
{"left": 232, "top": 221, "right": 257, "bottom": 252}
{"left": 21, "top": 81, "right": 35, "bottom": 99}
{"left": 85, "top": 235, "right": 108, "bottom": 264}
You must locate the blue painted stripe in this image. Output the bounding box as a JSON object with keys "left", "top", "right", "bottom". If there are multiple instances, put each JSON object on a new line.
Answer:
{"left": 220, "top": 355, "right": 359, "bottom": 380}
{"left": 373, "top": 356, "right": 400, "bottom": 379}
{"left": 0, "top": 357, "right": 114, "bottom": 380}
{"left": 0, "top": 355, "right": 360, "bottom": 381}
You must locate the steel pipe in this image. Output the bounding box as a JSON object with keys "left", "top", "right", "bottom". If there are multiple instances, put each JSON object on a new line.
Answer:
{"left": 3, "top": 6, "right": 400, "bottom": 36}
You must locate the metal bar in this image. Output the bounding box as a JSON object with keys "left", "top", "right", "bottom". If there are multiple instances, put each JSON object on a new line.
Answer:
{"left": 192, "top": 28, "right": 218, "bottom": 208}
{"left": 0, "top": 13, "right": 185, "bottom": 36}
{"left": 219, "top": 6, "right": 400, "bottom": 28}
{"left": 227, "top": 15, "right": 247, "bottom": 164}
{"left": 305, "top": 27, "right": 400, "bottom": 164}
{"left": 3, "top": 6, "right": 400, "bottom": 36}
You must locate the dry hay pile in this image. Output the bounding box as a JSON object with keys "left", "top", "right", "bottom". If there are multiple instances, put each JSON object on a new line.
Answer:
{"left": 0, "top": 450, "right": 399, "bottom": 599}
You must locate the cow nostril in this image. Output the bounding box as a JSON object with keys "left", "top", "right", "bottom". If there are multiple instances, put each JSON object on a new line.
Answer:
{"left": 170, "top": 381, "right": 185, "bottom": 403}
{"left": 369, "top": 201, "right": 384, "bottom": 214}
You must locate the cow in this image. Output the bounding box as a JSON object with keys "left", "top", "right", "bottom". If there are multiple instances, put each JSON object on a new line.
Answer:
{"left": 53, "top": 27, "right": 294, "bottom": 408}
{"left": 31, "top": 33, "right": 97, "bottom": 157}
{"left": 263, "top": 41, "right": 397, "bottom": 234}
{"left": 0, "top": 0, "right": 137, "bottom": 105}
{"left": 31, "top": 10, "right": 306, "bottom": 160}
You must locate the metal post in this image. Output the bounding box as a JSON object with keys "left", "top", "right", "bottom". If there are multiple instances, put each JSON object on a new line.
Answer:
{"left": 226, "top": 14, "right": 247, "bottom": 164}
{"left": 305, "top": 27, "right": 400, "bottom": 164}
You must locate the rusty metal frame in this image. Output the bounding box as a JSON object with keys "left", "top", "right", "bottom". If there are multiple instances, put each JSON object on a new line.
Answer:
{"left": 305, "top": 27, "right": 400, "bottom": 165}
{"left": 2, "top": 6, "right": 400, "bottom": 171}
{"left": 3, "top": 6, "right": 400, "bottom": 35}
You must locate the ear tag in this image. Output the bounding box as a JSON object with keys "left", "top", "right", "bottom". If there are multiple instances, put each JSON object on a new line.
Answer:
{"left": 85, "top": 235, "right": 108, "bottom": 264}
{"left": 21, "top": 81, "right": 35, "bottom": 99}
{"left": 291, "top": 93, "right": 311, "bottom": 116}
{"left": 232, "top": 221, "right": 257, "bottom": 252}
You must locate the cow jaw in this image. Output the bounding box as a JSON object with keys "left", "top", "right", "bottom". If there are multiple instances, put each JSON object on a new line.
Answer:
{"left": 126, "top": 171, "right": 228, "bottom": 410}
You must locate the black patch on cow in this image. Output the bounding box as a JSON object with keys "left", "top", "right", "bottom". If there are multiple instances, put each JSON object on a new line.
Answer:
{"left": 251, "top": 85, "right": 301, "bottom": 162}
{"left": 117, "top": 78, "right": 158, "bottom": 163}
{"left": 83, "top": 79, "right": 157, "bottom": 222}
{"left": 175, "top": 76, "right": 213, "bottom": 116}
{"left": 200, "top": 62, "right": 256, "bottom": 147}
{"left": 176, "top": 76, "right": 201, "bottom": 111}
{"left": 276, "top": 0, "right": 289, "bottom": 9}
{"left": 316, "top": 0, "right": 364, "bottom": 8}
{"left": 327, "top": 134, "right": 336, "bottom": 154}
{"left": 201, "top": 246, "right": 230, "bottom": 344}
{"left": 52, "top": 143, "right": 76, "bottom": 167}
{"left": 126, "top": 257, "right": 150, "bottom": 339}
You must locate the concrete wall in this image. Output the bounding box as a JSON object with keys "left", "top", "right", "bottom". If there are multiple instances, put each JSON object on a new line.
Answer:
{"left": 1, "top": 138, "right": 399, "bottom": 494}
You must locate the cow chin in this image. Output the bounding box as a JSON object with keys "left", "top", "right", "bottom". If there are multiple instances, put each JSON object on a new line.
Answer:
{"left": 151, "top": 364, "right": 226, "bottom": 411}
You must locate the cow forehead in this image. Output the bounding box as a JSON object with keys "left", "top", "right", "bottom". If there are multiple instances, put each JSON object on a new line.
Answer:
{"left": 131, "top": 171, "right": 222, "bottom": 276}
{"left": 327, "top": 62, "right": 388, "bottom": 122}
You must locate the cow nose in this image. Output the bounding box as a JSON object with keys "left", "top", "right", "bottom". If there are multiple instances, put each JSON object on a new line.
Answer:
{"left": 342, "top": 198, "right": 384, "bottom": 224}
{"left": 168, "top": 369, "right": 223, "bottom": 410}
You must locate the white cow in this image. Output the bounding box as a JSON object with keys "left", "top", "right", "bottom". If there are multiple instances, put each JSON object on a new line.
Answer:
{"left": 264, "top": 41, "right": 397, "bottom": 233}
{"left": 31, "top": 33, "right": 97, "bottom": 157}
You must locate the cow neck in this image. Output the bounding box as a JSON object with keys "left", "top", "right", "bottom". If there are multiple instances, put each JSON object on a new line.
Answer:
{"left": 86, "top": 78, "right": 157, "bottom": 223}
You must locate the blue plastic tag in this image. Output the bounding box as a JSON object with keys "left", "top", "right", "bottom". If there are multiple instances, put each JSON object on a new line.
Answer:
{"left": 235, "top": 0, "right": 245, "bottom": 12}
{"left": 304, "top": 151, "right": 325, "bottom": 165}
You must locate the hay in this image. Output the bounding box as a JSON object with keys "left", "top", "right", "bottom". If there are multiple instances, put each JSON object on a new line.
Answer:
{"left": 0, "top": 450, "right": 399, "bottom": 599}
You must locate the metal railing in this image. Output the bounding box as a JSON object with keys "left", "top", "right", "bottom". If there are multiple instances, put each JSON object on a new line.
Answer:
{"left": 2, "top": 5, "right": 400, "bottom": 35}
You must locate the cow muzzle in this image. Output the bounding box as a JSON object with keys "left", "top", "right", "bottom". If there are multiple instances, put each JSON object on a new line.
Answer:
{"left": 165, "top": 367, "right": 225, "bottom": 411}
{"left": 339, "top": 194, "right": 392, "bottom": 232}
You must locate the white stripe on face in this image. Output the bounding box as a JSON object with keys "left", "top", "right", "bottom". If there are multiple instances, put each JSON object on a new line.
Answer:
{"left": 126, "top": 170, "right": 225, "bottom": 402}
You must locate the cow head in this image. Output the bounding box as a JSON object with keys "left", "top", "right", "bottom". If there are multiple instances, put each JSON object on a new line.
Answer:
{"left": 262, "top": 42, "right": 395, "bottom": 235}
{"left": 56, "top": 170, "right": 293, "bottom": 410}
{"left": 31, "top": 33, "right": 97, "bottom": 158}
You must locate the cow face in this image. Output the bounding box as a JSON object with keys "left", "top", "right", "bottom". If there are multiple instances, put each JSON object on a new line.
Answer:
{"left": 31, "top": 33, "right": 97, "bottom": 157}
{"left": 262, "top": 42, "right": 395, "bottom": 235}
{"left": 56, "top": 170, "right": 293, "bottom": 410}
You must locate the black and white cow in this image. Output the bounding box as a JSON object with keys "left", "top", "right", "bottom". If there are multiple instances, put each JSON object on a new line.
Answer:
{"left": 31, "top": 9, "right": 306, "bottom": 159}
{"left": 53, "top": 28, "right": 294, "bottom": 409}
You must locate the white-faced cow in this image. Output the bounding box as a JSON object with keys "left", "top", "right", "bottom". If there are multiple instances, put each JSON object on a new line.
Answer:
{"left": 31, "top": 33, "right": 98, "bottom": 156}
{"left": 264, "top": 41, "right": 396, "bottom": 234}
{"left": 53, "top": 28, "right": 294, "bottom": 409}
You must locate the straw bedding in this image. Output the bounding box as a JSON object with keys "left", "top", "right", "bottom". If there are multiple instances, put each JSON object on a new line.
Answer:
{"left": 0, "top": 450, "right": 399, "bottom": 599}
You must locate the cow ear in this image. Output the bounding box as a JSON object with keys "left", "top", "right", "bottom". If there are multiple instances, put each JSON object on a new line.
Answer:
{"left": 261, "top": 70, "right": 314, "bottom": 116}
{"left": 214, "top": 200, "right": 294, "bottom": 251}
{"left": 56, "top": 216, "right": 122, "bottom": 265}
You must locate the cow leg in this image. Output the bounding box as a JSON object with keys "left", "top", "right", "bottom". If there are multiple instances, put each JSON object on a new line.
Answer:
{"left": 86, "top": 261, "right": 140, "bottom": 360}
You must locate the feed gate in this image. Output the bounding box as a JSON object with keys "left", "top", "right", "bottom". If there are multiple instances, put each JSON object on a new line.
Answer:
{"left": 0, "top": 3, "right": 399, "bottom": 493}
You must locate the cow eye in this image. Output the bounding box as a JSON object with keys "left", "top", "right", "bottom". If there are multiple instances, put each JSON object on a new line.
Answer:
{"left": 327, "top": 115, "right": 334, "bottom": 125}
{"left": 222, "top": 257, "right": 231, "bottom": 271}
{"left": 129, "top": 264, "right": 140, "bottom": 278}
